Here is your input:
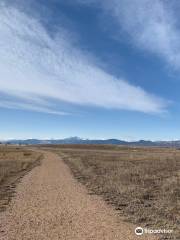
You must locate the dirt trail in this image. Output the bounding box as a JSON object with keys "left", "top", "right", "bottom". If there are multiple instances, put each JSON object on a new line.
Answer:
{"left": 0, "top": 151, "right": 156, "bottom": 240}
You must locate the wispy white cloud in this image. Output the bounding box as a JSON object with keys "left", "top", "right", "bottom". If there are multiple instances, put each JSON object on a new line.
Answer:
{"left": 0, "top": 100, "right": 67, "bottom": 116}
{"left": 0, "top": 2, "right": 166, "bottom": 114}
{"left": 83, "top": 0, "right": 180, "bottom": 70}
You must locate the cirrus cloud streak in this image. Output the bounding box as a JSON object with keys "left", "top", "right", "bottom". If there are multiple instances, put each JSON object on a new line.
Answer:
{"left": 0, "top": 3, "right": 166, "bottom": 115}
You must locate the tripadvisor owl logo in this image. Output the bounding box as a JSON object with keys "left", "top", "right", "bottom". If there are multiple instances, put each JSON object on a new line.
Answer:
{"left": 135, "top": 227, "right": 144, "bottom": 235}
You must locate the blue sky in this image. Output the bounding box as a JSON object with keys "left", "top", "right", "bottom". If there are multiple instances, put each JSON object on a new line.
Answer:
{"left": 1, "top": 0, "right": 180, "bottom": 140}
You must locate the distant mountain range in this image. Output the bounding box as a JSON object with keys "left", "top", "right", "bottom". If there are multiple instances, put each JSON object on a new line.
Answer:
{"left": 1, "top": 136, "right": 180, "bottom": 147}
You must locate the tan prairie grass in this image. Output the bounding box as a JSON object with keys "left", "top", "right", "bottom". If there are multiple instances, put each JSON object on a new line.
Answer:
{"left": 0, "top": 146, "right": 42, "bottom": 211}
{"left": 46, "top": 145, "right": 180, "bottom": 240}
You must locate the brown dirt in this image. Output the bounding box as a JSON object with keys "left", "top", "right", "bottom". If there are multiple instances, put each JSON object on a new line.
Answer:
{"left": 0, "top": 147, "right": 42, "bottom": 212}
{"left": 0, "top": 150, "right": 156, "bottom": 240}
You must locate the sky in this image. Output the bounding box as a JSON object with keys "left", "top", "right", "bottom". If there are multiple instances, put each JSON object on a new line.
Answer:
{"left": 1, "top": 0, "right": 180, "bottom": 140}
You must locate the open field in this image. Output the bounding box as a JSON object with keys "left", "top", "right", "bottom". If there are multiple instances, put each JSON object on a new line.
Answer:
{"left": 0, "top": 146, "right": 42, "bottom": 212}
{"left": 44, "top": 144, "right": 180, "bottom": 240}
{"left": 0, "top": 150, "right": 156, "bottom": 240}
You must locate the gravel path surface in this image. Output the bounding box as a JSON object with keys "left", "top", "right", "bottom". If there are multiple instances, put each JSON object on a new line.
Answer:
{"left": 0, "top": 150, "right": 157, "bottom": 240}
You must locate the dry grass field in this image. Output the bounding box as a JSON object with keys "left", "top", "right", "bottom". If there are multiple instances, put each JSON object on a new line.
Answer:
{"left": 0, "top": 146, "right": 42, "bottom": 211}
{"left": 47, "top": 144, "right": 180, "bottom": 240}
